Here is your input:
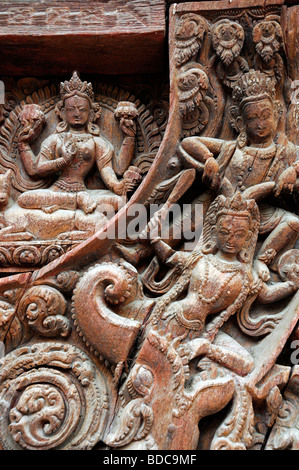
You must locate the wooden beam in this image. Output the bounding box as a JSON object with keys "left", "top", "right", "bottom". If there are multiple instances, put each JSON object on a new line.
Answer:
{"left": 0, "top": 0, "right": 166, "bottom": 76}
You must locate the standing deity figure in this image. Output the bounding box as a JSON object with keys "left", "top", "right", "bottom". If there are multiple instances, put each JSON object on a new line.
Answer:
{"left": 17, "top": 72, "right": 141, "bottom": 215}
{"left": 178, "top": 70, "right": 299, "bottom": 280}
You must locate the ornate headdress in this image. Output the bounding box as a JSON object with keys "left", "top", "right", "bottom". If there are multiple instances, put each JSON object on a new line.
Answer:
{"left": 232, "top": 69, "right": 276, "bottom": 110}
{"left": 199, "top": 189, "right": 262, "bottom": 264}
{"left": 56, "top": 72, "right": 101, "bottom": 135}
{"left": 60, "top": 71, "right": 94, "bottom": 104}
{"left": 216, "top": 191, "right": 258, "bottom": 221}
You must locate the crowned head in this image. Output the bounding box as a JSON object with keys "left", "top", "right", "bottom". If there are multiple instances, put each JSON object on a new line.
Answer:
{"left": 55, "top": 72, "right": 101, "bottom": 134}
{"left": 201, "top": 191, "right": 260, "bottom": 263}
{"left": 230, "top": 70, "right": 281, "bottom": 145}
{"left": 60, "top": 71, "right": 95, "bottom": 104}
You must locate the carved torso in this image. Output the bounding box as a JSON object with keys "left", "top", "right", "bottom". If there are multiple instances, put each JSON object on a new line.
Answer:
{"left": 40, "top": 133, "right": 112, "bottom": 192}
{"left": 223, "top": 144, "right": 277, "bottom": 190}
{"left": 163, "top": 254, "right": 249, "bottom": 336}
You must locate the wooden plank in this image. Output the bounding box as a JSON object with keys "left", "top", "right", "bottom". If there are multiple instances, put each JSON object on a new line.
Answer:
{"left": 0, "top": 0, "right": 166, "bottom": 76}
{"left": 172, "top": 0, "right": 284, "bottom": 13}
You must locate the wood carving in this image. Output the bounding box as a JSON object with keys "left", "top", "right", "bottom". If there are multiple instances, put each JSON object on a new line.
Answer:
{"left": 0, "top": 0, "right": 299, "bottom": 452}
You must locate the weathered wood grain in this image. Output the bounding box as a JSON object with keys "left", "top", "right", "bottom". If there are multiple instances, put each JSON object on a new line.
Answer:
{"left": 0, "top": 0, "right": 166, "bottom": 75}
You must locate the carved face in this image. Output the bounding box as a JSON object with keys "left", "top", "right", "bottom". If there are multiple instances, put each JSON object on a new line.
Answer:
{"left": 64, "top": 95, "right": 91, "bottom": 129}
{"left": 216, "top": 215, "right": 249, "bottom": 256}
{"left": 253, "top": 20, "right": 282, "bottom": 63}
{"left": 212, "top": 19, "right": 244, "bottom": 66}
{"left": 242, "top": 99, "right": 276, "bottom": 144}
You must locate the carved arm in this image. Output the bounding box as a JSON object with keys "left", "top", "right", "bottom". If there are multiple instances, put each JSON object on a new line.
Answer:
{"left": 18, "top": 142, "right": 70, "bottom": 178}
{"left": 114, "top": 135, "right": 136, "bottom": 176}
{"left": 114, "top": 101, "right": 138, "bottom": 176}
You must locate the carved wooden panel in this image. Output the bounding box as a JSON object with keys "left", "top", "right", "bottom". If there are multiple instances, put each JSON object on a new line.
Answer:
{"left": 0, "top": 0, "right": 299, "bottom": 453}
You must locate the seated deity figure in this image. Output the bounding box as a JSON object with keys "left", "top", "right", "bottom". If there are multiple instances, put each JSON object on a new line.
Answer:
{"left": 145, "top": 187, "right": 299, "bottom": 376}
{"left": 17, "top": 72, "right": 141, "bottom": 215}
{"left": 178, "top": 70, "right": 299, "bottom": 281}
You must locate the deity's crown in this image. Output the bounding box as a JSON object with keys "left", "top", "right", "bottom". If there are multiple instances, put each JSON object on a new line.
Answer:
{"left": 60, "top": 71, "right": 94, "bottom": 103}
{"left": 232, "top": 69, "right": 276, "bottom": 109}
{"left": 217, "top": 191, "right": 257, "bottom": 221}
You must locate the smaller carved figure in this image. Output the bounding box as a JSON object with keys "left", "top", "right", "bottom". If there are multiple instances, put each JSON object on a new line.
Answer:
{"left": 145, "top": 188, "right": 299, "bottom": 368}
{"left": 17, "top": 72, "right": 142, "bottom": 215}
{"left": 211, "top": 19, "right": 249, "bottom": 89}
{"left": 105, "top": 188, "right": 299, "bottom": 451}
{"left": 253, "top": 18, "right": 284, "bottom": 83}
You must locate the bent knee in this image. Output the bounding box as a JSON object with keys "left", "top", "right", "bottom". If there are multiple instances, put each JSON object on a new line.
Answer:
{"left": 283, "top": 212, "right": 299, "bottom": 231}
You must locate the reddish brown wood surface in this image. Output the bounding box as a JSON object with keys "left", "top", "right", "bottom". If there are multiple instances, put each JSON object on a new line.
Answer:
{"left": 0, "top": 1, "right": 166, "bottom": 76}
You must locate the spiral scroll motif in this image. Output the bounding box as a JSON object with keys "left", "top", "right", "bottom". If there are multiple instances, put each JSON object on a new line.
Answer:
{"left": 18, "top": 285, "right": 71, "bottom": 338}
{"left": 0, "top": 342, "right": 110, "bottom": 450}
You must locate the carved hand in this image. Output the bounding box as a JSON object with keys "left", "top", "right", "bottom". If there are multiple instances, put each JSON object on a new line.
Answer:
{"left": 19, "top": 118, "right": 44, "bottom": 145}
{"left": 275, "top": 166, "right": 297, "bottom": 196}
{"left": 118, "top": 166, "right": 142, "bottom": 194}
{"left": 254, "top": 259, "right": 271, "bottom": 282}
{"left": 187, "top": 338, "right": 211, "bottom": 360}
{"left": 61, "top": 138, "right": 77, "bottom": 164}
{"left": 139, "top": 210, "right": 162, "bottom": 241}
{"left": 285, "top": 264, "right": 299, "bottom": 290}
{"left": 119, "top": 117, "right": 137, "bottom": 138}
{"left": 203, "top": 157, "right": 221, "bottom": 189}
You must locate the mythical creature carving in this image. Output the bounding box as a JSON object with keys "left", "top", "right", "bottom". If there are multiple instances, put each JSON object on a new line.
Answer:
{"left": 253, "top": 17, "right": 284, "bottom": 83}
{"left": 211, "top": 18, "right": 249, "bottom": 89}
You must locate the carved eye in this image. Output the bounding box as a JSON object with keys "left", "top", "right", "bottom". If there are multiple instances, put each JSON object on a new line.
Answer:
{"left": 235, "top": 231, "right": 246, "bottom": 238}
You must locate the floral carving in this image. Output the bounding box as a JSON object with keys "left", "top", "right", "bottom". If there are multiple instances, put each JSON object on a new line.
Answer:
{"left": 18, "top": 285, "right": 70, "bottom": 338}
{"left": 174, "top": 13, "right": 208, "bottom": 67}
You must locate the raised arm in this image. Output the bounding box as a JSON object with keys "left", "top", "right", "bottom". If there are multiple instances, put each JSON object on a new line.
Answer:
{"left": 113, "top": 102, "right": 138, "bottom": 176}
{"left": 18, "top": 103, "right": 73, "bottom": 178}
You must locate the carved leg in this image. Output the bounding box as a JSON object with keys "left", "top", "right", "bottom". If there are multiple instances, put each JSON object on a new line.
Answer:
{"left": 257, "top": 211, "right": 299, "bottom": 280}
{"left": 0, "top": 226, "right": 35, "bottom": 241}
{"left": 76, "top": 192, "right": 97, "bottom": 214}
{"left": 18, "top": 190, "right": 77, "bottom": 212}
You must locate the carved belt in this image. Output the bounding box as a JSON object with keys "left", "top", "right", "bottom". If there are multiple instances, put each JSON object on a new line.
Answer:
{"left": 53, "top": 180, "right": 86, "bottom": 192}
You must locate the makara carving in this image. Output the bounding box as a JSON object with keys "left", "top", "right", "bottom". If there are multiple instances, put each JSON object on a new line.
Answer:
{"left": 0, "top": 0, "right": 299, "bottom": 452}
